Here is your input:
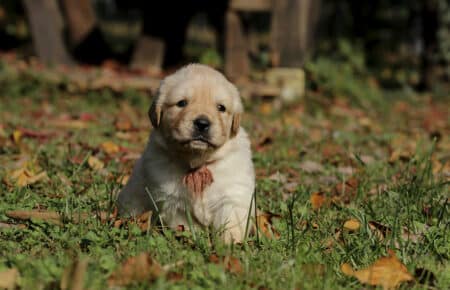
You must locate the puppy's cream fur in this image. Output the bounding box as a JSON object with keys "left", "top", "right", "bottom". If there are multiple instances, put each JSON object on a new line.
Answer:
{"left": 117, "top": 64, "right": 255, "bottom": 243}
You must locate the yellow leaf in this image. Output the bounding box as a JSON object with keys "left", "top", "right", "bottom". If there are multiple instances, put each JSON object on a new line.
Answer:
{"left": 0, "top": 268, "right": 19, "bottom": 290}
{"left": 100, "top": 141, "right": 120, "bottom": 155}
{"left": 12, "top": 130, "right": 22, "bottom": 144}
{"left": 343, "top": 219, "right": 360, "bottom": 231}
{"left": 117, "top": 174, "right": 130, "bottom": 185}
{"left": 341, "top": 250, "right": 413, "bottom": 290}
{"left": 6, "top": 168, "right": 48, "bottom": 187}
{"left": 88, "top": 156, "right": 104, "bottom": 171}
{"left": 259, "top": 103, "right": 273, "bottom": 115}
{"left": 256, "top": 211, "right": 281, "bottom": 239}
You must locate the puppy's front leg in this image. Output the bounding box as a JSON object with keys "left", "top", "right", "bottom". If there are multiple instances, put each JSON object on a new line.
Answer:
{"left": 213, "top": 204, "right": 251, "bottom": 244}
{"left": 117, "top": 158, "right": 153, "bottom": 216}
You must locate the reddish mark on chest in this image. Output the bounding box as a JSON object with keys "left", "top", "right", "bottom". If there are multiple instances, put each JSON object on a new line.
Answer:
{"left": 183, "top": 166, "right": 214, "bottom": 199}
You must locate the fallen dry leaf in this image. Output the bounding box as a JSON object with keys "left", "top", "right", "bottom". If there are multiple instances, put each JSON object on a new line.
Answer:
{"left": 0, "top": 268, "right": 19, "bottom": 290}
{"left": 343, "top": 219, "right": 360, "bottom": 231}
{"left": 209, "top": 254, "right": 242, "bottom": 274}
{"left": 87, "top": 156, "right": 104, "bottom": 170}
{"left": 6, "top": 209, "right": 111, "bottom": 225}
{"left": 49, "top": 119, "right": 89, "bottom": 129}
{"left": 368, "top": 221, "right": 390, "bottom": 240}
{"left": 115, "top": 117, "right": 133, "bottom": 131}
{"left": 60, "top": 258, "right": 88, "bottom": 290}
{"left": 12, "top": 130, "right": 22, "bottom": 144}
{"left": 0, "top": 222, "right": 27, "bottom": 229}
{"left": 298, "top": 160, "right": 324, "bottom": 173}
{"left": 5, "top": 168, "right": 48, "bottom": 187}
{"left": 6, "top": 210, "right": 63, "bottom": 225}
{"left": 108, "top": 253, "right": 162, "bottom": 287}
{"left": 333, "top": 177, "right": 359, "bottom": 203}
{"left": 268, "top": 171, "right": 287, "bottom": 183}
{"left": 256, "top": 211, "right": 281, "bottom": 239}
{"left": 341, "top": 250, "right": 413, "bottom": 290}
{"left": 100, "top": 141, "right": 120, "bottom": 155}
{"left": 310, "top": 192, "right": 329, "bottom": 210}
{"left": 259, "top": 102, "right": 273, "bottom": 115}
{"left": 116, "top": 174, "right": 130, "bottom": 185}
{"left": 389, "top": 134, "right": 416, "bottom": 163}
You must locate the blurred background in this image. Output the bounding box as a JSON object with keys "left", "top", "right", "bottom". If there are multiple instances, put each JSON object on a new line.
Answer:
{"left": 0, "top": 0, "right": 449, "bottom": 101}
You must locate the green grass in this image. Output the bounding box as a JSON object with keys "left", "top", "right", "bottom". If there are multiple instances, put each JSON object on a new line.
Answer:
{"left": 0, "top": 66, "right": 449, "bottom": 289}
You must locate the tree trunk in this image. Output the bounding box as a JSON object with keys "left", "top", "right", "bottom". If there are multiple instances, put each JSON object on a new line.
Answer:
{"left": 22, "top": 0, "right": 73, "bottom": 65}
{"left": 271, "top": 0, "right": 321, "bottom": 67}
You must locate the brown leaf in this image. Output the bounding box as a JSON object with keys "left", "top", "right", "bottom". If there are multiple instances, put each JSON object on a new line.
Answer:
{"left": 209, "top": 254, "right": 242, "bottom": 274}
{"left": 0, "top": 268, "right": 20, "bottom": 290}
{"left": 50, "top": 119, "right": 89, "bottom": 129}
{"left": 333, "top": 177, "right": 359, "bottom": 203}
{"left": 389, "top": 134, "right": 416, "bottom": 163}
{"left": 268, "top": 171, "right": 287, "bottom": 183}
{"left": 60, "top": 258, "right": 88, "bottom": 290}
{"left": 368, "top": 221, "right": 390, "bottom": 240}
{"left": 6, "top": 210, "right": 63, "bottom": 225}
{"left": 6, "top": 209, "right": 111, "bottom": 225}
{"left": 341, "top": 250, "right": 413, "bottom": 290}
{"left": 108, "top": 253, "right": 162, "bottom": 286}
{"left": 0, "top": 222, "right": 27, "bottom": 229}
{"left": 87, "top": 156, "right": 104, "bottom": 171}
{"left": 16, "top": 127, "right": 56, "bottom": 140}
{"left": 298, "top": 160, "right": 324, "bottom": 173}
{"left": 115, "top": 117, "right": 133, "bottom": 131}
{"left": 310, "top": 192, "right": 329, "bottom": 210}
{"left": 256, "top": 211, "right": 281, "bottom": 239}
{"left": 100, "top": 141, "right": 120, "bottom": 155}
{"left": 343, "top": 219, "right": 360, "bottom": 231}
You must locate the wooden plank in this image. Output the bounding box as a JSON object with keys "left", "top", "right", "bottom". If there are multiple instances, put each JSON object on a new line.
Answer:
{"left": 22, "top": 0, "right": 73, "bottom": 65}
{"left": 270, "top": 0, "right": 321, "bottom": 67}
{"left": 130, "top": 36, "right": 165, "bottom": 74}
{"left": 225, "top": 11, "right": 249, "bottom": 80}
{"left": 230, "top": 0, "right": 272, "bottom": 12}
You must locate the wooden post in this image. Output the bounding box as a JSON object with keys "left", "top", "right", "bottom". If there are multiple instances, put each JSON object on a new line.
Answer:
{"left": 60, "top": 0, "right": 97, "bottom": 46}
{"left": 225, "top": 10, "right": 249, "bottom": 80}
{"left": 22, "top": 0, "right": 73, "bottom": 65}
{"left": 271, "top": 0, "right": 321, "bottom": 67}
{"left": 130, "top": 36, "right": 165, "bottom": 74}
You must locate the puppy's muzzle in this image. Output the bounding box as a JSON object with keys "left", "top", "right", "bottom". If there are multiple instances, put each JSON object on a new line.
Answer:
{"left": 193, "top": 116, "right": 210, "bottom": 134}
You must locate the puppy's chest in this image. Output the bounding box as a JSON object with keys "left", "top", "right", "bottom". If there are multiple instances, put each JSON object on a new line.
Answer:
{"left": 159, "top": 167, "right": 221, "bottom": 226}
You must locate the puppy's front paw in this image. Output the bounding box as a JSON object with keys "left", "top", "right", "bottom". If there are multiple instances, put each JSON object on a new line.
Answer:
{"left": 222, "top": 225, "right": 246, "bottom": 244}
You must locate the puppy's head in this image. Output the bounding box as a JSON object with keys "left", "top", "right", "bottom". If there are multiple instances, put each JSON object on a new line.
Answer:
{"left": 149, "top": 64, "right": 243, "bottom": 153}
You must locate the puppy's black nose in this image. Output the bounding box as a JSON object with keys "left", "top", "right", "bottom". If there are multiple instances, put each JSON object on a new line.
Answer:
{"left": 194, "top": 117, "right": 210, "bottom": 133}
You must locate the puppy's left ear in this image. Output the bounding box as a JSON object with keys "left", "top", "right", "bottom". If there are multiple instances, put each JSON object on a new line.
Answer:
{"left": 230, "top": 113, "right": 241, "bottom": 138}
{"left": 148, "top": 101, "right": 161, "bottom": 128}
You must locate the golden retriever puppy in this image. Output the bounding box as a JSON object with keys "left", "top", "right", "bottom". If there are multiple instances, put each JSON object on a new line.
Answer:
{"left": 117, "top": 64, "right": 255, "bottom": 243}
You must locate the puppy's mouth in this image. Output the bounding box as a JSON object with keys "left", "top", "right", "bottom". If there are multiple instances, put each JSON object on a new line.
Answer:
{"left": 180, "top": 136, "right": 217, "bottom": 150}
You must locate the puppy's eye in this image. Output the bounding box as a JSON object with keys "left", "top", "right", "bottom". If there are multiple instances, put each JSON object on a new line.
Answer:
{"left": 176, "top": 100, "right": 188, "bottom": 108}
{"left": 217, "top": 104, "right": 226, "bottom": 112}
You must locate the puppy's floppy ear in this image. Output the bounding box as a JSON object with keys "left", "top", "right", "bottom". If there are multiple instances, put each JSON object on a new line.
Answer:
{"left": 148, "top": 100, "right": 161, "bottom": 128}
{"left": 148, "top": 78, "right": 169, "bottom": 128}
{"left": 230, "top": 113, "right": 241, "bottom": 138}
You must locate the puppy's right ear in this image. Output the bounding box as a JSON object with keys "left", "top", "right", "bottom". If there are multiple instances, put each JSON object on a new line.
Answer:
{"left": 148, "top": 100, "right": 161, "bottom": 128}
